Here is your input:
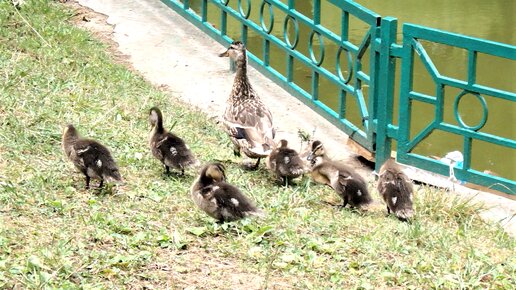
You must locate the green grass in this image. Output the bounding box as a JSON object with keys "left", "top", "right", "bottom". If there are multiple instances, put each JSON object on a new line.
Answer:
{"left": 0, "top": 1, "right": 514, "bottom": 289}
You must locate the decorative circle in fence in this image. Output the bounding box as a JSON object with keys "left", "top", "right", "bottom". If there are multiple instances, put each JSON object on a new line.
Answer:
{"left": 283, "top": 15, "right": 299, "bottom": 49}
{"left": 238, "top": 0, "right": 251, "bottom": 19}
{"left": 336, "top": 46, "right": 353, "bottom": 84}
{"left": 453, "top": 90, "right": 488, "bottom": 131}
{"left": 260, "top": 1, "right": 274, "bottom": 34}
{"left": 309, "top": 30, "right": 325, "bottom": 66}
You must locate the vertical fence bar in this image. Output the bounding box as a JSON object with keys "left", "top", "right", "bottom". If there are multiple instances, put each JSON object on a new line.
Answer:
{"left": 313, "top": 0, "right": 321, "bottom": 25}
{"left": 468, "top": 50, "right": 477, "bottom": 85}
{"left": 242, "top": 24, "right": 248, "bottom": 44}
{"left": 463, "top": 136, "right": 472, "bottom": 172}
{"left": 220, "top": 9, "right": 227, "bottom": 36}
{"left": 375, "top": 17, "right": 397, "bottom": 170}
{"left": 183, "top": 0, "right": 190, "bottom": 9}
{"left": 341, "top": 11, "right": 349, "bottom": 41}
{"left": 397, "top": 29, "right": 415, "bottom": 161}
{"left": 287, "top": 55, "right": 294, "bottom": 82}
{"left": 339, "top": 90, "right": 346, "bottom": 118}
{"left": 201, "top": 0, "right": 207, "bottom": 22}
{"left": 288, "top": 0, "right": 295, "bottom": 9}
{"left": 263, "top": 39, "right": 270, "bottom": 66}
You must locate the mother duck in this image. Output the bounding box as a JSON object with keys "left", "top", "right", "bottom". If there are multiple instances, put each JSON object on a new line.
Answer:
{"left": 219, "top": 41, "right": 275, "bottom": 170}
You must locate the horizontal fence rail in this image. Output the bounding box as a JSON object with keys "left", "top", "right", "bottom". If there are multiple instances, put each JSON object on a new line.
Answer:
{"left": 161, "top": 0, "right": 516, "bottom": 195}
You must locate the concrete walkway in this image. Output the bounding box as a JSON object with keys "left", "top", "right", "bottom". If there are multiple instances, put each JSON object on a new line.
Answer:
{"left": 75, "top": 0, "right": 515, "bottom": 236}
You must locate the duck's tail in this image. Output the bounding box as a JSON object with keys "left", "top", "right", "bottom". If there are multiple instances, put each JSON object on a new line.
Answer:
{"left": 103, "top": 168, "right": 122, "bottom": 183}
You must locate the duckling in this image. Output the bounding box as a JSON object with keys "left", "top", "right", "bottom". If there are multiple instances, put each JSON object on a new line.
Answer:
{"left": 307, "top": 141, "right": 372, "bottom": 209}
{"left": 61, "top": 124, "right": 121, "bottom": 189}
{"left": 191, "top": 163, "right": 264, "bottom": 222}
{"left": 377, "top": 159, "right": 414, "bottom": 221}
{"left": 266, "top": 139, "right": 305, "bottom": 184}
{"left": 219, "top": 41, "right": 275, "bottom": 170}
{"left": 149, "top": 107, "right": 198, "bottom": 175}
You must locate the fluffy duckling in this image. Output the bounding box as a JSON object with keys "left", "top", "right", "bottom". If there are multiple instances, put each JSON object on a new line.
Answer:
{"left": 377, "top": 159, "right": 414, "bottom": 221}
{"left": 191, "top": 163, "right": 263, "bottom": 222}
{"left": 219, "top": 41, "right": 275, "bottom": 170}
{"left": 266, "top": 139, "right": 305, "bottom": 184}
{"left": 149, "top": 107, "right": 198, "bottom": 175}
{"left": 62, "top": 124, "right": 121, "bottom": 189}
{"left": 307, "top": 141, "right": 372, "bottom": 209}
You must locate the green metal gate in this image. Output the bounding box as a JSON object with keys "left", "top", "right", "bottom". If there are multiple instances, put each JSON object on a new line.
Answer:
{"left": 161, "top": 0, "right": 516, "bottom": 195}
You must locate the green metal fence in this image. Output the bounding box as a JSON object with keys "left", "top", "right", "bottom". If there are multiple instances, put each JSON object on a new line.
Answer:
{"left": 161, "top": 0, "right": 516, "bottom": 194}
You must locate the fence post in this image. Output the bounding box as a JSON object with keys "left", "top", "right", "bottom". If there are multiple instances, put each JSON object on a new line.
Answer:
{"left": 375, "top": 17, "right": 398, "bottom": 173}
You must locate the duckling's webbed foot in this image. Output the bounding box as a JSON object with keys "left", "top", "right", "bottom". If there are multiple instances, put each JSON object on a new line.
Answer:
{"left": 99, "top": 180, "right": 104, "bottom": 188}
{"left": 164, "top": 165, "right": 170, "bottom": 174}
{"left": 386, "top": 206, "right": 391, "bottom": 214}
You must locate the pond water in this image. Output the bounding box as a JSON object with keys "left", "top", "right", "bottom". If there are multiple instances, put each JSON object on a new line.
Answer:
{"left": 187, "top": 0, "right": 515, "bottom": 180}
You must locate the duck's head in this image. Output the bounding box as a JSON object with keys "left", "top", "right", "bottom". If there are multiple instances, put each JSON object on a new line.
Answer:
{"left": 218, "top": 41, "right": 246, "bottom": 61}
{"left": 278, "top": 139, "right": 288, "bottom": 148}
{"left": 307, "top": 140, "right": 324, "bottom": 161}
{"left": 202, "top": 163, "right": 227, "bottom": 183}
{"left": 62, "top": 124, "right": 80, "bottom": 141}
{"left": 149, "top": 107, "right": 164, "bottom": 130}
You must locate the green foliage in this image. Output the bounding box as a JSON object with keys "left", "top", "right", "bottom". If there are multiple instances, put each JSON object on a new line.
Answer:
{"left": 0, "top": 1, "right": 514, "bottom": 289}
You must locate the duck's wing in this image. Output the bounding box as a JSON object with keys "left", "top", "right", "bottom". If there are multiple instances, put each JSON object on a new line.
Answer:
{"left": 277, "top": 149, "right": 305, "bottom": 176}
{"left": 213, "top": 183, "right": 259, "bottom": 216}
{"left": 224, "top": 100, "right": 275, "bottom": 145}
{"left": 156, "top": 133, "right": 196, "bottom": 160}
{"left": 74, "top": 140, "right": 120, "bottom": 179}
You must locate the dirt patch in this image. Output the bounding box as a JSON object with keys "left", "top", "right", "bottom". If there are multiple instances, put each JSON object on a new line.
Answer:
{"left": 65, "top": 0, "right": 132, "bottom": 69}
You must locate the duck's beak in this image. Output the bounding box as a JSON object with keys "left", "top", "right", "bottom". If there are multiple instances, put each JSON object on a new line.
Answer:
{"left": 307, "top": 151, "right": 315, "bottom": 161}
{"left": 218, "top": 49, "right": 229, "bottom": 57}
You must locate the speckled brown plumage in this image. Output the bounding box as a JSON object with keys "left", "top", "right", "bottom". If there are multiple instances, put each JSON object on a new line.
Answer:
{"left": 149, "top": 107, "right": 198, "bottom": 175}
{"left": 307, "top": 141, "right": 372, "bottom": 209}
{"left": 377, "top": 160, "right": 414, "bottom": 221}
{"left": 190, "top": 163, "right": 264, "bottom": 222}
{"left": 219, "top": 41, "right": 275, "bottom": 169}
{"left": 266, "top": 139, "right": 306, "bottom": 184}
{"left": 62, "top": 124, "right": 121, "bottom": 189}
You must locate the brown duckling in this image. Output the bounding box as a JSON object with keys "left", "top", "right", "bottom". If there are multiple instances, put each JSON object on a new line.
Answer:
{"left": 191, "top": 163, "right": 264, "bottom": 222}
{"left": 377, "top": 159, "right": 414, "bottom": 221}
{"left": 219, "top": 41, "right": 275, "bottom": 170}
{"left": 62, "top": 124, "right": 121, "bottom": 189}
{"left": 266, "top": 139, "right": 306, "bottom": 184}
{"left": 307, "top": 140, "right": 372, "bottom": 209}
{"left": 149, "top": 107, "right": 198, "bottom": 175}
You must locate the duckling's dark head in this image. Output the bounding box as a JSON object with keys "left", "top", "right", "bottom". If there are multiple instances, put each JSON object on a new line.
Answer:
{"left": 279, "top": 139, "right": 288, "bottom": 148}
{"left": 307, "top": 140, "right": 324, "bottom": 161}
{"left": 218, "top": 41, "right": 246, "bottom": 60}
{"left": 62, "top": 124, "right": 79, "bottom": 139}
{"left": 201, "top": 163, "right": 226, "bottom": 183}
{"left": 149, "top": 107, "right": 164, "bottom": 130}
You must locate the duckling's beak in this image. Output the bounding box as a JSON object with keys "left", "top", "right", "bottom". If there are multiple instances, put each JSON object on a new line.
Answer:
{"left": 218, "top": 49, "right": 229, "bottom": 57}
{"left": 307, "top": 151, "right": 315, "bottom": 161}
